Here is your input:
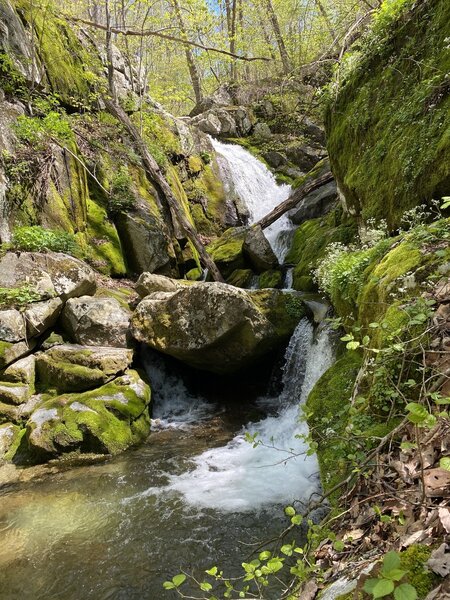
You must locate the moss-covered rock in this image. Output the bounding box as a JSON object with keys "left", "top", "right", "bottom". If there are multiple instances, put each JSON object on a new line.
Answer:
{"left": 227, "top": 269, "right": 255, "bottom": 288}
{"left": 207, "top": 227, "right": 247, "bottom": 277}
{"left": 325, "top": 0, "right": 450, "bottom": 228}
{"left": 259, "top": 270, "right": 283, "bottom": 289}
{"left": 131, "top": 282, "right": 308, "bottom": 373}
{"left": 21, "top": 370, "right": 151, "bottom": 463}
{"left": 286, "top": 209, "right": 357, "bottom": 292}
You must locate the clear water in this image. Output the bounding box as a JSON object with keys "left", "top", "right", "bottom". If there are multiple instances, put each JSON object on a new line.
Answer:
{"left": 0, "top": 325, "right": 334, "bottom": 600}
{"left": 210, "top": 138, "right": 295, "bottom": 262}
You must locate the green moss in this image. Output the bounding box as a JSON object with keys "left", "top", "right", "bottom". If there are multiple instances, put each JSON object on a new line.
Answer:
{"left": 227, "top": 269, "right": 255, "bottom": 288}
{"left": 286, "top": 210, "right": 357, "bottom": 292}
{"left": 251, "top": 290, "right": 307, "bottom": 338}
{"left": 325, "top": 0, "right": 450, "bottom": 228}
{"left": 259, "top": 269, "right": 283, "bottom": 289}
{"left": 36, "top": 356, "right": 107, "bottom": 394}
{"left": 186, "top": 267, "right": 202, "bottom": 281}
{"left": 187, "top": 155, "right": 203, "bottom": 174}
{"left": 94, "top": 286, "right": 134, "bottom": 310}
{"left": 85, "top": 198, "right": 126, "bottom": 276}
{"left": 3, "top": 426, "right": 27, "bottom": 461}
{"left": 399, "top": 545, "right": 439, "bottom": 598}
{"left": 306, "top": 351, "right": 363, "bottom": 502}
{"left": 16, "top": 0, "right": 101, "bottom": 106}
{"left": 0, "top": 342, "right": 14, "bottom": 370}
{"left": 207, "top": 228, "right": 246, "bottom": 277}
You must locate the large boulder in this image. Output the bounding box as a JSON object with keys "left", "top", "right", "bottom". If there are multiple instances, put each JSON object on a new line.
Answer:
{"left": 35, "top": 345, "right": 133, "bottom": 393}
{"left": 243, "top": 226, "right": 279, "bottom": 273}
{"left": 290, "top": 181, "right": 338, "bottom": 225}
{"left": 135, "top": 272, "right": 183, "bottom": 297}
{"left": 61, "top": 296, "right": 132, "bottom": 347}
{"left": 0, "top": 252, "right": 96, "bottom": 300}
{"left": 0, "top": 339, "right": 36, "bottom": 370}
{"left": 24, "top": 297, "right": 63, "bottom": 338}
{"left": 131, "top": 282, "right": 308, "bottom": 373}
{"left": 23, "top": 370, "right": 151, "bottom": 461}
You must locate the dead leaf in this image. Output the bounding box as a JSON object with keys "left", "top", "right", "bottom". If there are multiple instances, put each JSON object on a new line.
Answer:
{"left": 424, "top": 468, "right": 450, "bottom": 497}
{"left": 343, "top": 528, "right": 365, "bottom": 542}
{"left": 297, "top": 580, "right": 318, "bottom": 600}
{"left": 438, "top": 507, "right": 450, "bottom": 533}
{"left": 427, "top": 543, "right": 450, "bottom": 577}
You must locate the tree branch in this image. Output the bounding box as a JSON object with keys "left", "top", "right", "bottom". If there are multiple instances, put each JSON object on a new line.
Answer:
{"left": 65, "top": 14, "right": 272, "bottom": 62}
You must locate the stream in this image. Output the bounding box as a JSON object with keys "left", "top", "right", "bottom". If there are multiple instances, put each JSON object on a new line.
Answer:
{"left": 0, "top": 141, "right": 334, "bottom": 600}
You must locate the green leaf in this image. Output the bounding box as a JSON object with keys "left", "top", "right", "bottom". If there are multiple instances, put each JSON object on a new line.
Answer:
{"left": 383, "top": 568, "right": 407, "bottom": 581}
{"left": 340, "top": 334, "right": 354, "bottom": 341}
{"left": 394, "top": 583, "right": 418, "bottom": 600}
{"left": 281, "top": 544, "right": 293, "bottom": 556}
{"left": 362, "top": 335, "right": 370, "bottom": 345}
{"left": 372, "top": 578, "right": 395, "bottom": 598}
{"left": 440, "top": 457, "right": 450, "bottom": 471}
{"left": 382, "top": 551, "right": 401, "bottom": 572}
{"left": 259, "top": 551, "right": 271, "bottom": 561}
{"left": 333, "top": 540, "right": 345, "bottom": 552}
{"left": 347, "top": 341, "right": 361, "bottom": 350}
{"left": 363, "top": 578, "right": 379, "bottom": 594}
{"left": 163, "top": 581, "right": 175, "bottom": 589}
{"left": 284, "top": 506, "right": 296, "bottom": 516}
{"left": 435, "top": 397, "right": 450, "bottom": 405}
{"left": 369, "top": 322, "right": 380, "bottom": 328}
{"left": 206, "top": 566, "right": 218, "bottom": 576}
{"left": 291, "top": 514, "right": 303, "bottom": 525}
{"left": 172, "top": 574, "right": 186, "bottom": 587}
{"left": 200, "top": 582, "right": 212, "bottom": 591}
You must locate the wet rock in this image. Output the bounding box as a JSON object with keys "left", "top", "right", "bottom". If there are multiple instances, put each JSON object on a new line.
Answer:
{"left": 290, "top": 180, "right": 338, "bottom": 225}
{"left": 243, "top": 226, "right": 279, "bottom": 273}
{"left": 24, "top": 297, "right": 63, "bottom": 338}
{"left": 0, "top": 309, "right": 25, "bottom": 342}
{"left": 131, "top": 282, "right": 307, "bottom": 373}
{"left": 62, "top": 296, "right": 132, "bottom": 347}
{"left": 263, "top": 151, "right": 287, "bottom": 169}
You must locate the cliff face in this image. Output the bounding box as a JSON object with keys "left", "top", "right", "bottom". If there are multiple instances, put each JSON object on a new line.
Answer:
{"left": 325, "top": 0, "right": 450, "bottom": 229}
{"left": 0, "top": 0, "right": 234, "bottom": 279}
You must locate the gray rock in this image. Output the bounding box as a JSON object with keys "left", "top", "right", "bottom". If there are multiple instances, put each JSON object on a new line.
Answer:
{"left": 253, "top": 122, "right": 272, "bottom": 139}
{"left": 24, "top": 297, "right": 63, "bottom": 338}
{"left": 62, "top": 296, "right": 132, "bottom": 347}
{"left": 285, "top": 144, "right": 326, "bottom": 172}
{"left": 2, "top": 355, "right": 35, "bottom": 385}
{"left": 300, "top": 117, "right": 326, "bottom": 146}
{"left": 0, "top": 381, "right": 32, "bottom": 405}
{"left": 0, "top": 309, "right": 25, "bottom": 342}
{"left": 131, "top": 282, "right": 306, "bottom": 373}
{"left": 0, "top": 252, "right": 96, "bottom": 300}
{"left": 136, "top": 273, "right": 182, "bottom": 297}
{"left": 263, "top": 151, "right": 287, "bottom": 169}
{"left": 290, "top": 181, "right": 338, "bottom": 225}
{"left": 243, "top": 226, "right": 279, "bottom": 273}
{"left": 40, "top": 344, "right": 133, "bottom": 377}
{"left": 0, "top": 423, "right": 22, "bottom": 461}
{"left": 0, "top": 339, "right": 36, "bottom": 370}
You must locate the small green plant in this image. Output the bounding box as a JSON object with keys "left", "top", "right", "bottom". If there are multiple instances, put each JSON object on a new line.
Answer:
{"left": 364, "top": 551, "right": 417, "bottom": 600}
{"left": 12, "top": 226, "right": 80, "bottom": 255}
{"left": 108, "top": 167, "right": 135, "bottom": 214}
{"left": 0, "top": 286, "right": 43, "bottom": 309}
{"left": 14, "top": 111, "right": 73, "bottom": 148}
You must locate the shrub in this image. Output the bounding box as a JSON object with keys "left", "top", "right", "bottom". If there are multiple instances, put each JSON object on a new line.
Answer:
{"left": 12, "top": 226, "right": 80, "bottom": 255}
{"left": 108, "top": 167, "right": 135, "bottom": 214}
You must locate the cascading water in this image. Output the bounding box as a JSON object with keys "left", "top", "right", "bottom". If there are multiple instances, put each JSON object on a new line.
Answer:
{"left": 165, "top": 320, "right": 335, "bottom": 511}
{"left": 210, "top": 137, "right": 295, "bottom": 262}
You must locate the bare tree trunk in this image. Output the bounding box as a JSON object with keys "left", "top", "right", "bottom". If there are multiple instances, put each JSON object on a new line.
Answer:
{"left": 262, "top": 0, "right": 292, "bottom": 75}
{"left": 105, "top": 0, "right": 117, "bottom": 102}
{"left": 229, "top": 0, "right": 238, "bottom": 83}
{"left": 170, "top": 0, "right": 203, "bottom": 106}
{"left": 314, "top": 0, "right": 336, "bottom": 40}
{"left": 255, "top": 171, "right": 333, "bottom": 230}
{"left": 104, "top": 99, "right": 224, "bottom": 282}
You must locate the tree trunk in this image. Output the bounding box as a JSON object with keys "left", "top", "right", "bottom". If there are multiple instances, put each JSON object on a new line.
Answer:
{"left": 314, "top": 0, "right": 336, "bottom": 41}
{"left": 262, "top": 0, "right": 292, "bottom": 75}
{"left": 170, "top": 0, "right": 203, "bottom": 106}
{"left": 104, "top": 99, "right": 224, "bottom": 282}
{"left": 255, "top": 171, "right": 333, "bottom": 230}
{"left": 105, "top": 0, "right": 117, "bottom": 102}
{"left": 229, "top": 0, "right": 238, "bottom": 82}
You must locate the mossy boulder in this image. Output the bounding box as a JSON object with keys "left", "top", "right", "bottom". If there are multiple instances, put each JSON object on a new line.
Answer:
{"left": 0, "top": 339, "right": 35, "bottom": 370}
{"left": 306, "top": 351, "right": 363, "bottom": 500}
{"left": 286, "top": 209, "right": 357, "bottom": 292}
{"left": 1, "top": 354, "right": 35, "bottom": 384}
{"left": 227, "top": 269, "right": 255, "bottom": 288}
{"left": 22, "top": 370, "right": 151, "bottom": 463}
{"left": 24, "top": 297, "right": 63, "bottom": 338}
{"left": 0, "top": 423, "right": 24, "bottom": 462}
{"left": 35, "top": 345, "right": 133, "bottom": 393}
{"left": 0, "top": 308, "right": 25, "bottom": 342}
{"left": 0, "top": 380, "right": 33, "bottom": 404}
{"left": 207, "top": 227, "right": 247, "bottom": 278}
{"left": 259, "top": 269, "right": 283, "bottom": 289}
{"left": 131, "top": 282, "right": 308, "bottom": 373}
{"left": 325, "top": 0, "right": 450, "bottom": 228}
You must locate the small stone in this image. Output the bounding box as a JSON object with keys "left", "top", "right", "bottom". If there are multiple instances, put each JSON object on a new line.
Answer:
{"left": 2, "top": 355, "right": 35, "bottom": 385}
{"left": 0, "top": 309, "right": 26, "bottom": 343}
{"left": 25, "top": 297, "right": 63, "bottom": 338}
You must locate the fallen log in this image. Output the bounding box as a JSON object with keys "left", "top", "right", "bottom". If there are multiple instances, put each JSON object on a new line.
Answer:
{"left": 255, "top": 170, "right": 334, "bottom": 230}
{"left": 105, "top": 99, "right": 225, "bottom": 283}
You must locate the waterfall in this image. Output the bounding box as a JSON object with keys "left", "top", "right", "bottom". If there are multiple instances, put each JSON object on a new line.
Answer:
{"left": 210, "top": 138, "right": 295, "bottom": 263}
{"left": 165, "top": 320, "right": 335, "bottom": 512}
